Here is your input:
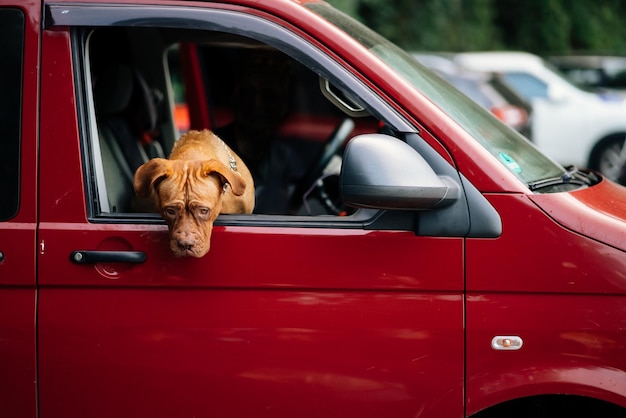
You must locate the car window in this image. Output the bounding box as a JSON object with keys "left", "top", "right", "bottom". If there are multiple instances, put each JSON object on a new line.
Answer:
{"left": 82, "top": 26, "right": 383, "bottom": 219}
{"left": 0, "top": 9, "right": 24, "bottom": 221}
{"left": 500, "top": 72, "right": 549, "bottom": 101}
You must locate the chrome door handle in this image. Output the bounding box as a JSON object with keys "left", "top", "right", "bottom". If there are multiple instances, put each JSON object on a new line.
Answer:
{"left": 70, "top": 250, "right": 146, "bottom": 264}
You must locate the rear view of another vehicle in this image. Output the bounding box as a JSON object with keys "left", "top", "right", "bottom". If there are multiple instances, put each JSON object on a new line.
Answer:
{"left": 446, "top": 72, "right": 531, "bottom": 137}
{"left": 412, "top": 53, "right": 531, "bottom": 137}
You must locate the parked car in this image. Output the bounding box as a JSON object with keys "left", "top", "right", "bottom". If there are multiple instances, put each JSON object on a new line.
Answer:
{"left": 413, "top": 53, "right": 532, "bottom": 136}
{"left": 3, "top": 2, "right": 626, "bottom": 418}
{"left": 453, "top": 51, "right": 626, "bottom": 181}
{"left": 547, "top": 54, "right": 626, "bottom": 92}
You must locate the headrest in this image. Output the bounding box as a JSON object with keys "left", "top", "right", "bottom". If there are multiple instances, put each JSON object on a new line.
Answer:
{"left": 93, "top": 62, "right": 162, "bottom": 142}
{"left": 126, "top": 68, "right": 162, "bottom": 137}
{"left": 93, "top": 63, "right": 133, "bottom": 116}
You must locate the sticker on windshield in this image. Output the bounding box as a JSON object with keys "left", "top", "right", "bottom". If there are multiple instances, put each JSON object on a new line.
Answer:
{"left": 498, "top": 152, "right": 522, "bottom": 174}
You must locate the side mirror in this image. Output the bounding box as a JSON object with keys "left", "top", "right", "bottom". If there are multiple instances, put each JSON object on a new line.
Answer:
{"left": 340, "top": 134, "right": 460, "bottom": 210}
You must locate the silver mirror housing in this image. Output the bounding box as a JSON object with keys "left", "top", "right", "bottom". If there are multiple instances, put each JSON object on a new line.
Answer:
{"left": 340, "top": 134, "right": 460, "bottom": 210}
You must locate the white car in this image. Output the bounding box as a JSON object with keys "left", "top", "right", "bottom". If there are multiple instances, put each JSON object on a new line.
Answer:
{"left": 454, "top": 51, "right": 626, "bottom": 180}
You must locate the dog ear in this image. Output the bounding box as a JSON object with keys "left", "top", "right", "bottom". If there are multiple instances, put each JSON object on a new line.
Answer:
{"left": 133, "top": 158, "right": 173, "bottom": 198}
{"left": 201, "top": 159, "right": 247, "bottom": 196}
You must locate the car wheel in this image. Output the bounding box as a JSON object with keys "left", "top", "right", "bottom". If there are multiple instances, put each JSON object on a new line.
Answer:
{"left": 589, "top": 136, "right": 626, "bottom": 181}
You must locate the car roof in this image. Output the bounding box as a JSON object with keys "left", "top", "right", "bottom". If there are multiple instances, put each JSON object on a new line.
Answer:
{"left": 453, "top": 51, "right": 546, "bottom": 72}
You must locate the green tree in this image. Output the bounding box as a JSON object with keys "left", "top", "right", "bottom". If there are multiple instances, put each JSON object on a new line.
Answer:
{"left": 328, "top": 0, "right": 626, "bottom": 55}
{"left": 495, "top": 0, "right": 570, "bottom": 53}
{"left": 567, "top": 0, "right": 626, "bottom": 53}
{"left": 332, "top": 0, "right": 500, "bottom": 51}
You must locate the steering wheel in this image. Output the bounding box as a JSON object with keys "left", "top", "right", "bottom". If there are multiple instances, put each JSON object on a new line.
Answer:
{"left": 291, "top": 118, "right": 355, "bottom": 213}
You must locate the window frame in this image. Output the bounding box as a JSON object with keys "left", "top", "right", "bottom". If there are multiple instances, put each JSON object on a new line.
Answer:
{"left": 60, "top": 3, "right": 428, "bottom": 230}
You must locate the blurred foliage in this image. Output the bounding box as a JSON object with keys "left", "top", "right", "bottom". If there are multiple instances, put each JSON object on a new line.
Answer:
{"left": 327, "top": 0, "right": 626, "bottom": 55}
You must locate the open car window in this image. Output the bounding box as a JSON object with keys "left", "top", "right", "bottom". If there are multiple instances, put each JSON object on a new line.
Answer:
{"left": 0, "top": 9, "right": 24, "bottom": 221}
{"left": 84, "top": 26, "right": 384, "bottom": 218}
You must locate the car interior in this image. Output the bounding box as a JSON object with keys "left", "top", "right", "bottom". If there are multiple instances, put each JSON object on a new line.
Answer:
{"left": 86, "top": 27, "right": 382, "bottom": 217}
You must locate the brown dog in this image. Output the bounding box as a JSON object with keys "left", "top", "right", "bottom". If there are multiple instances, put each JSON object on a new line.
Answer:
{"left": 134, "top": 129, "right": 254, "bottom": 257}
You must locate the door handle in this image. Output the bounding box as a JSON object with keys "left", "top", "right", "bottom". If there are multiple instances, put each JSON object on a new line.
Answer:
{"left": 70, "top": 250, "right": 146, "bottom": 264}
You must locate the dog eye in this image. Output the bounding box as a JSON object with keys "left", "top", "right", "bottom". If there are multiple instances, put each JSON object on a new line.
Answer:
{"left": 164, "top": 207, "right": 177, "bottom": 218}
{"left": 198, "top": 207, "right": 210, "bottom": 217}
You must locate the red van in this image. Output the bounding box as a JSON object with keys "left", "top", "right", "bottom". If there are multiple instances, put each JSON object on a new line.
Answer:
{"left": 2, "top": 1, "right": 626, "bottom": 417}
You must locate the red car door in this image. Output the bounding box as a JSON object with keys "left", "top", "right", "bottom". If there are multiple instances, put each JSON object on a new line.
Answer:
{"left": 0, "top": 4, "right": 39, "bottom": 418}
{"left": 36, "top": 3, "right": 465, "bottom": 417}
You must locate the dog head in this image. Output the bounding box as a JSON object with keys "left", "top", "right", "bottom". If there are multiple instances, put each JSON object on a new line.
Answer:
{"left": 134, "top": 158, "right": 247, "bottom": 258}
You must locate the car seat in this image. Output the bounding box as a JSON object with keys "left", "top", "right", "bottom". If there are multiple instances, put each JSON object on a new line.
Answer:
{"left": 93, "top": 62, "right": 165, "bottom": 213}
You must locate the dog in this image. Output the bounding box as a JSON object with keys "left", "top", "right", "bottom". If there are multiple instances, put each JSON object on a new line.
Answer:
{"left": 134, "top": 129, "right": 254, "bottom": 258}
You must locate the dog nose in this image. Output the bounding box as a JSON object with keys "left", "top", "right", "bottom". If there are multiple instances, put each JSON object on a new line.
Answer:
{"left": 177, "top": 238, "right": 195, "bottom": 251}
{"left": 175, "top": 232, "right": 196, "bottom": 250}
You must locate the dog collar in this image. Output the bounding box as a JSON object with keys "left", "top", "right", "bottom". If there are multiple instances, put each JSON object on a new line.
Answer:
{"left": 219, "top": 138, "right": 238, "bottom": 173}
{"left": 219, "top": 138, "right": 239, "bottom": 194}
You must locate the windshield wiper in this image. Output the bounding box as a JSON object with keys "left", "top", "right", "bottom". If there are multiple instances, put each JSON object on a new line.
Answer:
{"left": 527, "top": 166, "right": 596, "bottom": 191}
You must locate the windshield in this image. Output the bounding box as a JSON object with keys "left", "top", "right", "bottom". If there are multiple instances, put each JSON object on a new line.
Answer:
{"left": 306, "top": 3, "right": 568, "bottom": 186}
